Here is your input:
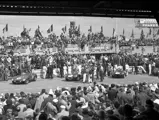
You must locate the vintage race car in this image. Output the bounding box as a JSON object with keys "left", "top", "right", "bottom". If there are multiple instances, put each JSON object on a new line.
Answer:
{"left": 65, "top": 74, "right": 83, "bottom": 81}
{"left": 111, "top": 68, "right": 126, "bottom": 78}
{"left": 10, "top": 72, "right": 37, "bottom": 84}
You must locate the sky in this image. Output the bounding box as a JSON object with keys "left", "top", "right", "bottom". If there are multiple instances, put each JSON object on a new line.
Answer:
{"left": 0, "top": 15, "right": 153, "bottom": 38}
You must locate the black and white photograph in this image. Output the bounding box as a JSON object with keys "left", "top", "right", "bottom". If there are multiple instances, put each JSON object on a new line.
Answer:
{"left": 0, "top": 1, "right": 159, "bottom": 120}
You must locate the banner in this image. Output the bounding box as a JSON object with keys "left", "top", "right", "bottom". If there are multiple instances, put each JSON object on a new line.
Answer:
{"left": 14, "top": 45, "right": 31, "bottom": 55}
{"left": 89, "top": 44, "right": 114, "bottom": 53}
{"left": 135, "top": 19, "right": 159, "bottom": 28}
{"left": 65, "top": 43, "right": 117, "bottom": 54}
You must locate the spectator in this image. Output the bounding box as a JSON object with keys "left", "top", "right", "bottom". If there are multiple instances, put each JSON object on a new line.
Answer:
{"left": 108, "top": 84, "right": 118, "bottom": 102}
{"left": 82, "top": 108, "right": 91, "bottom": 120}
{"left": 56, "top": 105, "right": 69, "bottom": 120}
{"left": 123, "top": 104, "right": 133, "bottom": 120}
{"left": 17, "top": 99, "right": 27, "bottom": 119}
{"left": 140, "top": 99, "right": 159, "bottom": 120}
{"left": 24, "top": 104, "right": 35, "bottom": 118}
{"left": 113, "top": 101, "right": 121, "bottom": 118}
{"left": 3, "top": 99, "right": 16, "bottom": 115}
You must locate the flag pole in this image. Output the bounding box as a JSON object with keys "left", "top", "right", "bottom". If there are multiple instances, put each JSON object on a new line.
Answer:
{"left": 115, "top": 18, "right": 117, "bottom": 54}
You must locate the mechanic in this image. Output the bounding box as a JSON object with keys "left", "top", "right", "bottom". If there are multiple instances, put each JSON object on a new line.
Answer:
{"left": 99, "top": 62, "right": 104, "bottom": 82}
{"left": 82, "top": 62, "right": 87, "bottom": 83}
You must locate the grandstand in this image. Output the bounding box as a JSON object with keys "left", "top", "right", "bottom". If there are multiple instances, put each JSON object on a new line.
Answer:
{"left": 0, "top": 1, "right": 158, "bottom": 54}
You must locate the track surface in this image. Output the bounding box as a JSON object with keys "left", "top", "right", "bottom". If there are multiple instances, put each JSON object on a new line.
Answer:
{"left": 0, "top": 74, "right": 158, "bottom": 93}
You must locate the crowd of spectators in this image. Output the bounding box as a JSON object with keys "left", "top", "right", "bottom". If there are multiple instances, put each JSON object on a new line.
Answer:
{"left": 1, "top": 81, "right": 159, "bottom": 120}
{"left": 0, "top": 52, "right": 159, "bottom": 81}
{"left": 119, "top": 39, "right": 159, "bottom": 47}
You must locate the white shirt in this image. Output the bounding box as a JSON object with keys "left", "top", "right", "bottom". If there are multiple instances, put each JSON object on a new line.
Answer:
{"left": 7, "top": 57, "right": 11, "bottom": 63}
{"left": 68, "top": 66, "right": 72, "bottom": 74}
{"left": 78, "top": 65, "right": 82, "bottom": 74}
{"left": 125, "top": 64, "right": 129, "bottom": 70}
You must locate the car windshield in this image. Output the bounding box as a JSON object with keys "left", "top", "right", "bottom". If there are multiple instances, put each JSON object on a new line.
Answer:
{"left": 21, "top": 72, "right": 26, "bottom": 75}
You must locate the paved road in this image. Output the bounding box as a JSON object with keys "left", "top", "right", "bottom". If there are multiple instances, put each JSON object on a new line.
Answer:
{"left": 0, "top": 74, "right": 158, "bottom": 93}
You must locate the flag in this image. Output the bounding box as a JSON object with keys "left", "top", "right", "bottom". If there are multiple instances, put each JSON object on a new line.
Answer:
{"left": 47, "top": 28, "right": 51, "bottom": 33}
{"left": 131, "top": 29, "right": 134, "bottom": 38}
{"left": 157, "top": 29, "right": 159, "bottom": 35}
{"left": 62, "top": 27, "right": 65, "bottom": 33}
{"left": 2, "top": 28, "right": 5, "bottom": 33}
{"left": 78, "top": 25, "right": 80, "bottom": 32}
{"left": 3, "top": 24, "right": 8, "bottom": 33}
{"left": 51, "top": 24, "right": 53, "bottom": 32}
{"left": 64, "top": 25, "right": 67, "bottom": 32}
{"left": 88, "top": 26, "right": 92, "bottom": 32}
{"left": 149, "top": 28, "right": 152, "bottom": 35}
{"left": 112, "top": 28, "right": 115, "bottom": 37}
{"left": 123, "top": 29, "right": 125, "bottom": 36}
{"left": 6, "top": 24, "right": 8, "bottom": 32}
{"left": 101, "top": 26, "right": 103, "bottom": 33}
{"left": 47, "top": 24, "right": 53, "bottom": 34}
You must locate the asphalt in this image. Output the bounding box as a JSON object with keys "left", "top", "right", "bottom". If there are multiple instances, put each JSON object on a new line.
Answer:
{"left": 0, "top": 74, "right": 158, "bottom": 94}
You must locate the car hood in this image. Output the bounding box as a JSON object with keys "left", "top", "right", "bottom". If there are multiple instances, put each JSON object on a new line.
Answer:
{"left": 12, "top": 74, "right": 30, "bottom": 81}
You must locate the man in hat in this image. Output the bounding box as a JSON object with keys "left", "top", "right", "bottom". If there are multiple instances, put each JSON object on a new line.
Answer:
{"left": 107, "top": 84, "right": 118, "bottom": 102}
{"left": 40, "top": 89, "right": 55, "bottom": 110}
{"left": 56, "top": 105, "right": 69, "bottom": 120}
{"left": 34, "top": 89, "right": 48, "bottom": 111}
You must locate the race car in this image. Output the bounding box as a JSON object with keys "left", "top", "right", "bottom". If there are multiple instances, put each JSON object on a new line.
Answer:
{"left": 65, "top": 65, "right": 83, "bottom": 81}
{"left": 11, "top": 72, "right": 37, "bottom": 84}
{"left": 65, "top": 73, "right": 83, "bottom": 81}
{"left": 111, "top": 68, "right": 126, "bottom": 78}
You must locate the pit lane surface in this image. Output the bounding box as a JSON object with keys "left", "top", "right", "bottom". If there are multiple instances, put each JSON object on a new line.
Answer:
{"left": 0, "top": 74, "right": 158, "bottom": 93}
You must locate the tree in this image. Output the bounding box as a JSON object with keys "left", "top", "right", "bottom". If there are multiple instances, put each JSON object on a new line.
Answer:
{"left": 140, "top": 29, "right": 145, "bottom": 40}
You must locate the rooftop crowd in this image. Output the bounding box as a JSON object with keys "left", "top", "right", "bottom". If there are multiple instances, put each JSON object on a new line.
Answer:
{"left": 1, "top": 22, "right": 159, "bottom": 54}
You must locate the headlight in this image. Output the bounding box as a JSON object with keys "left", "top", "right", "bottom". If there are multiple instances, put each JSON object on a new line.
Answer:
{"left": 22, "top": 79, "right": 26, "bottom": 81}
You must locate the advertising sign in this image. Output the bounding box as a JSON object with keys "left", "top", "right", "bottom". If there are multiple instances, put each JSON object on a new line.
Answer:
{"left": 89, "top": 44, "right": 114, "bottom": 53}
{"left": 135, "top": 19, "right": 159, "bottom": 28}
{"left": 65, "top": 44, "right": 81, "bottom": 53}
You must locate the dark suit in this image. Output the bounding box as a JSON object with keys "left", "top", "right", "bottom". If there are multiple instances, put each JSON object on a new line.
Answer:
{"left": 107, "top": 88, "right": 118, "bottom": 102}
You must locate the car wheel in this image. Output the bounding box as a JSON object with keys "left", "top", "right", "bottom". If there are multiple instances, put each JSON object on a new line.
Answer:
{"left": 25, "top": 80, "right": 29, "bottom": 84}
{"left": 77, "top": 76, "right": 80, "bottom": 81}
{"left": 122, "top": 75, "right": 125, "bottom": 78}
{"left": 33, "top": 76, "right": 37, "bottom": 81}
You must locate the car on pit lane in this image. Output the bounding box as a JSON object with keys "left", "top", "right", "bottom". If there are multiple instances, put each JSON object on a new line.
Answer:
{"left": 65, "top": 73, "right": 83, "bottom": 81}
{"left": 111, "top": 68, "right": 126, "bottom": 78}
{"left": 10, "top": 72, "right": 37, "bottom": 84}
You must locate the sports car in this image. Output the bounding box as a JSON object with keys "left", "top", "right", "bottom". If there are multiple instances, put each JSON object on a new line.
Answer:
{"left": 11, "top": 72, "right": 37, "bottom": 84}
{"left": 111, "top": 68, "right": 126, "bottom": 78}
{"left": 65, "top": 74, "right": 83, "bottom": 81}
